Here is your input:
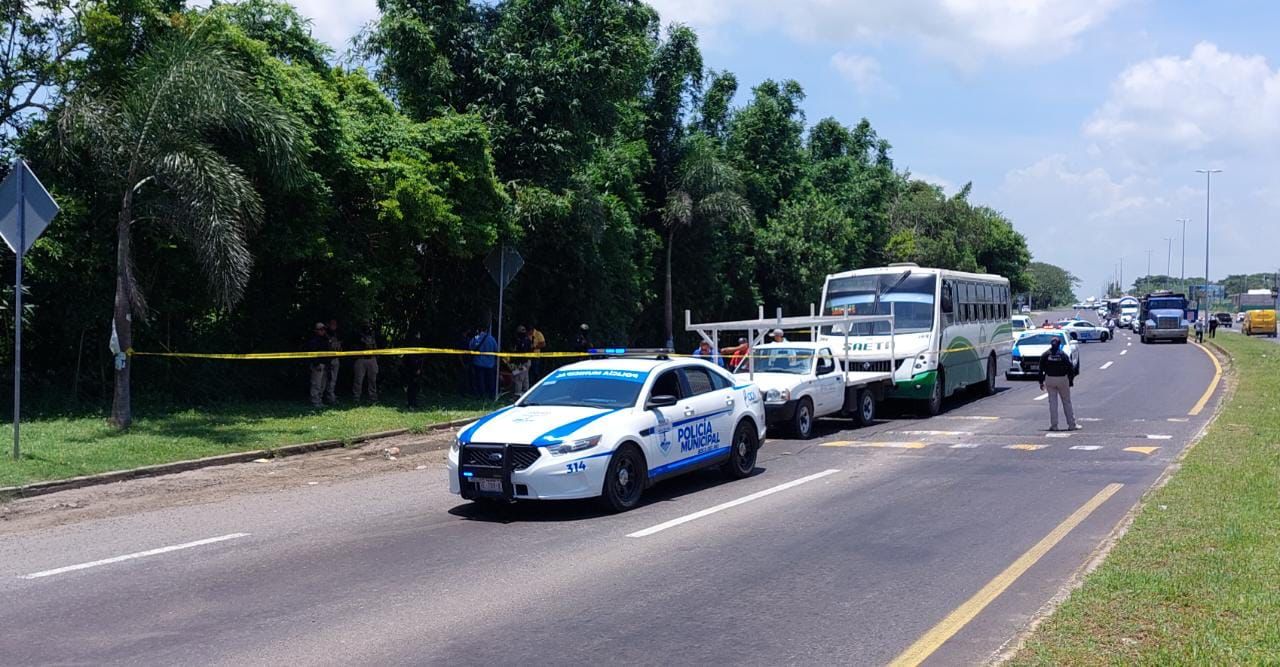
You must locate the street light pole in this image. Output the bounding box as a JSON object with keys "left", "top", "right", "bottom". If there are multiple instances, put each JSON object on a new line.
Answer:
{"left": 1163, "top": 237, "right": 1173, "bottom": 286}
{"left": 1178, "top": 218, "right": 1188, "bottom": 290}
{"left": 1146, "top": 249, "right": 1152, "bottom": 282}
{"left": 1196, "top": 169, "right": 1223, "bottom": 316}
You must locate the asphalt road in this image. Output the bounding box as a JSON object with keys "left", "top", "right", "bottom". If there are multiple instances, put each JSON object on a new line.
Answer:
{"left": 0, "top": 311, "right": 1222, "bottom": 666}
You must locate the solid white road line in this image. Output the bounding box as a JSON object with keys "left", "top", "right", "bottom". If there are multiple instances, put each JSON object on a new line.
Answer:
{"left": 1146, "top": 434, "right": 1173, "bottom": 440}
{"left": 1034, "top": 393, "right": 1049, "bottom": 401}
{"left": 1100, "top": 361, "right": 1114, "bottom": 370}
{"left": 949, "top": 443, "right": 982, "bottom": 449}
{"left": 627, "top": 470, "right": 840, "bottom": 538}
{"left": 1120, "top": 350, "right": 1128, "bottom": 356}
{"left": 21, "top": 533, "right": 251, "bottom": 580}
{"left": 1070, "top": 445, "right": 1103, "bottom": 451}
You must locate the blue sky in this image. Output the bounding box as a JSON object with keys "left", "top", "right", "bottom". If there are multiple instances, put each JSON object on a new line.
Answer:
{"left": 293, "top": 0, "right": 1280, "bottom": 296}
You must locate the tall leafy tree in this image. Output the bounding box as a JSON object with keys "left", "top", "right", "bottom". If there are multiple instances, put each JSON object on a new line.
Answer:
{"left": 57, "top": 17, "right": 304, "bottom": 427}
{"left": 661, "top": 133, "right": 751, "bottom": 344}
{"left": 725, "top": 79, "right": 806, "bottom": 220}
{"left": 0, "top": 0, "right": 87, "bottom": 159}
{"left": 1027, "top": 261, "right": 1080, "bottom": 308}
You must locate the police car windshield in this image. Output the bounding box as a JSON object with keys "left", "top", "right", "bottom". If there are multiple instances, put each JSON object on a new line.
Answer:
{"left": 520, "top": 369, "right": 646, "bottom": 409}
{"left": 1018, "top": 333, "right": 1064, "bottom": 346}
{"left": 821, "top": 274, "right": 937, "bottom": 335}
{"left": 737, "top": 348, "right": 814, "bottom": 375}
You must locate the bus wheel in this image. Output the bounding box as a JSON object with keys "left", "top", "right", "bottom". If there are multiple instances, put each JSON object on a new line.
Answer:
{"left": 982, "top": 356, "right": 997, "bottom": 396}
{"left": 926, "top": 368, "right": 945, "bottom": 416}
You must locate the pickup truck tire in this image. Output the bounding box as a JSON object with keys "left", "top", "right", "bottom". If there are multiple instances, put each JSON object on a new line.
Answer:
{"left": 792, "top": 398, "right": 815, "bottom": 439}
{"left": 853, "top": 389, "right": 876, "bottom": 427}
{"left": 722, "top": 420, "right": 759, "bottom": 480}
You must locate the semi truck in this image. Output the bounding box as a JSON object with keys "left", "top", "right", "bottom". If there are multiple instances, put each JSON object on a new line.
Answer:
{"left": 1138, "top": 290, "right": 1190, "bottom": 344}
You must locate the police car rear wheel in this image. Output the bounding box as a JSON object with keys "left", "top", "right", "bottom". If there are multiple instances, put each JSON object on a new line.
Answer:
{"left": 792, "top": 398, "right": 814, "bottom": 439}
{"left": 722, "top": 421, "right": 758, "bottom": 479}
{"left": 600, "top": 445, "right": 645, "bottom": 513}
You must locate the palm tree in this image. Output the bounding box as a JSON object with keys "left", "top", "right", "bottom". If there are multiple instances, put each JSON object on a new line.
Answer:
{"left": 58, "top": 18, "right": 304, "bottom": 428}
{"left": 661, "top": 135, "right": 752, "bottom": 346}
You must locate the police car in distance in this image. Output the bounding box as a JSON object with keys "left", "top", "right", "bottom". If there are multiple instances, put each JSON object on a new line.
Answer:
{"left": 1006, "top": 331, "right": 1079, "bottom": 380}
{"left": 448, "top": 352, "right": 767, "bottom": 512}
{"left": 1056, "top": 319, "right": 1111, "bottom": 343}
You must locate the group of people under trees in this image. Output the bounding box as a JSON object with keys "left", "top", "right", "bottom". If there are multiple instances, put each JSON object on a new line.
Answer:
{"left": 304, "top": 320, "right": 601, "bottom": 407}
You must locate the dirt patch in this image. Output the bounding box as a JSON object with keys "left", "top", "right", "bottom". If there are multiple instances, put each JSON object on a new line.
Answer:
{"left": 0, "top": 429, "right": 457, "bottom": 534}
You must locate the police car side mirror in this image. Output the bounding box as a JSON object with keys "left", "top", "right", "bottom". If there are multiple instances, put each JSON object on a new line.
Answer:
{"left": 646, "top": 394, "right": 679, "bottom": 409}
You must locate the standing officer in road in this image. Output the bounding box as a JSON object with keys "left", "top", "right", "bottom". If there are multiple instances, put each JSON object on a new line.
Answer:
{"left": 1037, "top": 337, "right": 1080, "bottom": 431}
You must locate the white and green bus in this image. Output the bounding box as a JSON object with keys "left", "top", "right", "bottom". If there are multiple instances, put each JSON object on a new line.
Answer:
{"left": 818, "top": 263, "right": 1013, "bottom": 415}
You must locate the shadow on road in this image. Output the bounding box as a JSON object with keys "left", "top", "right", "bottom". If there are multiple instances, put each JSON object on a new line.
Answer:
{"left": 447, "top": 465, "right": 770, "bottom": 523}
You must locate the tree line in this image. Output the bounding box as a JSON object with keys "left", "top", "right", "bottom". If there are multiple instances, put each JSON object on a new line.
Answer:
{"left": 1, "top": 0, "right": 1036, "bottom": 426}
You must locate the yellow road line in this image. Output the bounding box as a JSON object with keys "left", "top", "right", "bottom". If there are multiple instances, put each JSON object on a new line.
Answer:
{"left": 1123, "top": 446, "right": 1160, "bottom": 455}
{"left": 1005, "top": 444, "right": 1047, "bottom": 451}
{"left": 888, "top": 482, "right": 1124, "bottom": 667}
{"left": 1188, "top": 342, "right": 1222, "bottom": 416}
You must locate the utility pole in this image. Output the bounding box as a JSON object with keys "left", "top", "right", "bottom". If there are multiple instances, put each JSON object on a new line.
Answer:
{"left": 1178, "top": 218, "right": 1188, "bottom": 291}
{"left": 1163, "top": 237, "right": 1173, "bottom": 287}
{"left": 1146, "top": 249, "right": 1152, "bottom": 285}
{"left": 1196, "top": 169, "right": 1222, "bottom": 315}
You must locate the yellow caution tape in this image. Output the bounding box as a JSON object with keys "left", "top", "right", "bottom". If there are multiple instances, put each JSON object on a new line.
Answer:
{"left": 127, "top": 347, "right": 594, "bottom": 361}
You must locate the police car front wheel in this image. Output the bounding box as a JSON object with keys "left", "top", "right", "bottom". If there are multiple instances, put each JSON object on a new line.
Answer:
{"left": 722, "top": 421, "right": 759, "bottom": 480}
{"left": 600, "top": 444, "right": 646, "bottom": 513}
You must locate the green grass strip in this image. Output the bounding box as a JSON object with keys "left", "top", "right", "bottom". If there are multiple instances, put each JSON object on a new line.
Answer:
{"left": 0, "top": 399, "right": 491, "bottom": 488}
{"left": 1011, "top": 333, "right": 1280, "bottom": 665}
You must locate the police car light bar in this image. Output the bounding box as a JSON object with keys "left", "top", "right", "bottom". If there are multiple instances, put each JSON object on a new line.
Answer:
{"left": 587, "top": 348, "right": 673, "bottom": 358}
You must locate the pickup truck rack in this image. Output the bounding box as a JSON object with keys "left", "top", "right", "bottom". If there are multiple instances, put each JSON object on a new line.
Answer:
{"left": 684, "top": 307, "right": 899, "bottom": 433}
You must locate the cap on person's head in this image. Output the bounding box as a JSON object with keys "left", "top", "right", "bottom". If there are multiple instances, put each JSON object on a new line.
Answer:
{"left": 738, "top": 337, "right": 747, "bottom": 344}
{"left": 314, "top": 322, "right": 326, "bottom": 330}
{"left": 580, "top": 323, "right": 589, "bottom": 331}
{"left": 1050, "top": 337, "right": 1062, "bottom": 347}
{"left": 699, "top": 340, "right": 711, "bottom": 348}
{"left": 516, "top": 325, "right": 527, "bottom": 333}
{"left": 771, "top": 328, "right": 784, "bottom": 336}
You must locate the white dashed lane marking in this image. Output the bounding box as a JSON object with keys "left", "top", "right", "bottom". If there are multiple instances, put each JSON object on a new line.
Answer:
{"left": 1121, "top": 350, "right": 1128, "bottom": 355}
{"left": 1070, "top": 445, "right": 1103, "bottom": 451}
{"left": 1034, "top": 393, "right": 1048, "bottom": 401}
{"left": 21, "top": 533, "right": 251, "bottom": 580}
{"left": 627, "top": 469, "right": 840, "bottom": 538}
{"left": 1100, "top": 361, "right": 1114, "bottom": 370}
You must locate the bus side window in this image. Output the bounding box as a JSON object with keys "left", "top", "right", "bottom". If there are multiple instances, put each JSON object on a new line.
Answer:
{"left": 942, "top": 281, "right": 955, "bottom": 314}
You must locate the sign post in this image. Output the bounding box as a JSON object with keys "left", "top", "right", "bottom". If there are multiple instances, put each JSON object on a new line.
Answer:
{"left": 0, "top": 159, "right": 60, "bottom": 460}
{"left": 484, "top": 245, "right": 523, "bottom": 401}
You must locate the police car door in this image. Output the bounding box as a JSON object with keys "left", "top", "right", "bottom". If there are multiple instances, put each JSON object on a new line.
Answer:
{"left": 673, "top": 366, "right": 737, "bottom": 464}
{"left": 641, "top": 369, "right": 686, "bottom": 468}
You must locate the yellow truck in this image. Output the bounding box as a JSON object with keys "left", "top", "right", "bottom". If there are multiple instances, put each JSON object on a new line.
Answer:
{"left": 1242, "top": 309, "right": 1277, "bottom": 337}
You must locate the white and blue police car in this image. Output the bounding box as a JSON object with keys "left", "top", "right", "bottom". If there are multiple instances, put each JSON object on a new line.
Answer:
{"left": 448, "top": 351, "right": 767, "bottom": 512}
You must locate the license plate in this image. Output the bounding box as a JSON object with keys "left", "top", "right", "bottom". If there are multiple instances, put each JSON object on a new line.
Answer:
{"left": 475, "top": 478, "right": 502, "bottom": 493}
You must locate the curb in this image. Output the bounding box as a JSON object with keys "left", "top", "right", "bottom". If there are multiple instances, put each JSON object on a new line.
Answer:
{"left": 0, "top": 418, "right": 471, "bottom": 501}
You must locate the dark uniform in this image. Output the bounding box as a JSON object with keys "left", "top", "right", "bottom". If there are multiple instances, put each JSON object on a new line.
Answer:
{"left": 1037, "top": 340, "right": 1079, "bottom": 430}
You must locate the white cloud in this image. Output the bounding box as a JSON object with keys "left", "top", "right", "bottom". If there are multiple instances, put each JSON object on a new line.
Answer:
{"left": 648, "top": 0, "right": 1125, "bottom": 68}
{"left": 287, "top": 0, "right": 379, "bottom": 51}
{"left": 909, "top": 171, "right": 956, "bottom": 194}
{"left": 829, "top": 52, "right": 893, "bottom": 96}
{"left": 1086, "top": 42, "right": 1280, "bottom": 159}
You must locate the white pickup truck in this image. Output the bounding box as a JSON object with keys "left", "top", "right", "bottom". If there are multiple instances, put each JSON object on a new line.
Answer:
{"left": 740, "top": 341, "right": 894, "bottom": 439}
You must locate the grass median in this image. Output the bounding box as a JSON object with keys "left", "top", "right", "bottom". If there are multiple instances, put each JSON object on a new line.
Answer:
{"left": 1010, "top": 333, "right": 1280, "bottom": 664}
{"left": 0, "top": 397, "right": 492, "bottom": 488}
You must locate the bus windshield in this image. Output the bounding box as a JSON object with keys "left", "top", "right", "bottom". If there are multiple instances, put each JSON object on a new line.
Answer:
{"left": 822, "top": 273, "right": 937, "bottom": 335}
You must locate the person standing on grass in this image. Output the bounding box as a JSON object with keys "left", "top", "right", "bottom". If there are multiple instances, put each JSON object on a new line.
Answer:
{"left": 350, "top": 322, "right": 380, "bottom": 403}
{"left": 325, "top": 318, "right": 342, "bottom": 404}
{"left": 403, "top": 331, "right": 425, "bottom": 409}
{"left": 469, "top": 326, "right": 498, "bottom": 398}
{"left": 1209, "top": 316, "right": 1218, "bottom": 339}
{"left": 1194, "top": 318, "right": 1205, "bottom": 343}
{"left": 1037, "top": 337, "right": 1080, "bottom": 432}
{"left": 305, "top": 322, "right": 330, "bottom": 408}
{"left": 529, "top": 320, "right": 547, "bottom": 381}
{"left": 510, "top": 325, "right": 533, "bottom": 395}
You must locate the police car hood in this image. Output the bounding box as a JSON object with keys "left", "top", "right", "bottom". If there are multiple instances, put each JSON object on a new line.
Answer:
{"left": 1013, "top": 342, "right": 1063, "bottom": 358}
{"left": 457, "top": 405, "right": 623, "bottom": 447}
